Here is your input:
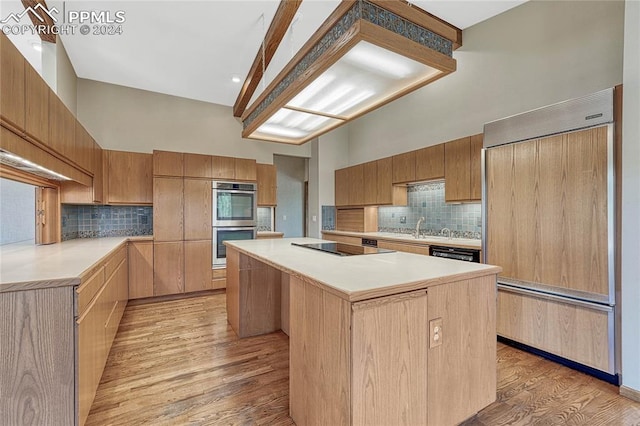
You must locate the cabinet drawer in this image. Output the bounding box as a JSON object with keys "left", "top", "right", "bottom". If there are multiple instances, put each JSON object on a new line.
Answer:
{"left": 212, "top": 268, "right": 226, "bottom": 279}
{"left": 377, "top": 240, "right": 430, "bottom": 255}
{"left": 105, "top": 245, "right": 126, "bottom": 279}
{"left": 77, "top": 267, "right": 105, "bottom": 316}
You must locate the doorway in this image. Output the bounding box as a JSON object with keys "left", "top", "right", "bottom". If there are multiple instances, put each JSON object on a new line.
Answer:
{"left": 273, "top": 155, "right": 308, "bottom": 238}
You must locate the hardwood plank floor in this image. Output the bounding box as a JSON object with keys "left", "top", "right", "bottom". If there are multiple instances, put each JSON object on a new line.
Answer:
{"left": 87, "top": 293, "right": 640, "bottom": 426}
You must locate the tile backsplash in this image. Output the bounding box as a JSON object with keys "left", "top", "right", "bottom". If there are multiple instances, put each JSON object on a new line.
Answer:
{"left": 378, "top": 181, "right": 481, "bottom": 239}
{"left": 257, "top": 207, "right": 273, "bottom": 231}
{"left": 321, "top": 205, "right": 336, "bottom": 230}
{"left": 62, "top": 205, "right": 153, "bottom": 241}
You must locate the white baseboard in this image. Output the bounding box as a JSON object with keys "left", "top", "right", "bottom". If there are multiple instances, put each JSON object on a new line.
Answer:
{"left": 620, "top": 385, "right": 640, "bottom": 402}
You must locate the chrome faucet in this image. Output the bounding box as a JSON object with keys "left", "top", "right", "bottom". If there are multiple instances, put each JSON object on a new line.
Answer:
{"left": 441, "top": 227, "right": 452, "bottom": 239}
{"left": 415, "top": 217, "right": 425, "bottom": 239}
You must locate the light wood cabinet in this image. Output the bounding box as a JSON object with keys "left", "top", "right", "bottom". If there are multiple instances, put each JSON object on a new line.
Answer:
{"left": 153, "top": 241, "right": 184, "bottom": 296}
{"left": 235, "top": 158, "right": 257, "bottom": 181}
{"left": 184, "top": 179, "right": 212, "bottom": 241}
{"left": 377, "top": 240, "right": 430, "bottom": 255}
{"left": 348, "top": 163, "right": 365, "bottom": 206}
{"left": 128, "top": 241, "right": 154, "bottom": 299}
{"left": 184, "top": 153, "right": 212, "bottom": 178}
{"left": 415, "top": 144, "right": 445, "bottom": 181}
{"left": 24, "top": 63, "right": 49, "bottom": 145}
{"left": 185, "top": 240, "right": 213, "bottom": 293}
{"left": 211, "top": 155, "right": 235, "bottom": 179}
{"left": 322, "top": 232, "right": 362, "bottom": 245}
{"left": 74, "top": 122, "right": 95, "bottom": 174}
{"left": 105, "top": 150, "right": 153, "bottom": 204}
{"left": 335, "top": 208, "right": 378, "bottom": 233}
{"left": 257, "top": 163, "right": 277, "bottom": 206}
{"left": 392, "top": 151, "right": 416, "bottom": 184}
{"left": 153, "top": 150, "right": 183, "bottom": 177}
{"left": 48, "top": 95, "right": 75, "bottom": 160}
{"left": 212, "top": 268, "right": 226, "bottom": 290}
{"left": 153, "top": 178, "right": 184, "bottom": 241}
{"left": 93, "top": 144, "right": 104, "bottom": 203}
{"left": 470, "top": 134, "right": 483, "bottom": 200}
{"left": 335, "top": 167, "right": 350, "bottom": 207}
{"left": 0, "top": 34, "right": 25, "bottom": 130}
{"left": 363, "top": 161, "right": 377, "bottom": 205}
{"left": 444, "top": 136, "right": 471, "bottom": 202}
{"left": 377, "top": 157, "right": 407, "bottom": 206}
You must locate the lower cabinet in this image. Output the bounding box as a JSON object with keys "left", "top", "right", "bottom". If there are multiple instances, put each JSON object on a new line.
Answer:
{"left": 185, "top": 240, "right": 213, "bottom": 293}
{"left": 212, "top": 268, "right": 226, "bottom": 289}
{"left": 77, "top": 245, "right": 128, "bottom": 426}
{"left": 153, "top": 242, "right": 184, "bottom": 296}
{"left": 321, "top": 233, "right": 362, "bottom": 245}
{"left": 377, "top": 240, "right": 430, "bottom": 255}
{"left": 128, "top": 241, "right": 154, "bottom": 299}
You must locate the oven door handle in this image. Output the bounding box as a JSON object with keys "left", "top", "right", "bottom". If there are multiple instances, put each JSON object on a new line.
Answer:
{"left": 213, "top": 189, "right": 256, "bottom": 195}
{"left": 213, "top": 226, "right": 256, "bottom": 231}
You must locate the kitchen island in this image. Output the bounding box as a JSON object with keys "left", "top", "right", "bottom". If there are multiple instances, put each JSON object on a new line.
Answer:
{"left": 224, "top": 237, "right": 502, "bottom": 426}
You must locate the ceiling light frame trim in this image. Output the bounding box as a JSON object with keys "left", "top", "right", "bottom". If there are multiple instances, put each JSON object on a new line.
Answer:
{"left": 242, "top": 0, "right": 461, "bottom": 145}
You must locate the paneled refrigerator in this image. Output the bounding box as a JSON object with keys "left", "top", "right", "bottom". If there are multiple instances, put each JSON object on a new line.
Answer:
{"left": 482, "top": 88, "right": 620, "bottom": 383}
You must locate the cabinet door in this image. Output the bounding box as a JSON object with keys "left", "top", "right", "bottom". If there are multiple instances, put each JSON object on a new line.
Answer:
{"left": 415, "top": 144, "right": 445, "bottom": 181}
{"left": 257, "top": 163, "right": 277, "bottom": 206}
{"left": 48, "top": 95, "right": 66, "bottom": 157}
{"left": 107, "top": 151, "right": 153, "bottom": 204}
{"left": 74, "top": 122, "right": 95, "bottom": 173}
{"left": 348, "top": 164, "right": 365, "bottom": 206}
{"left": 92, "top": 144, "right": 104, "bottom": 203}
{"left": 153, "top": 242, "right": 184, "bottom": 296}
{"left": 444, "top": 137, "right": 471, "bottom": 202}
{"left": 77, "top": 295, "right": 105, "bottom": 426}
{"left": 376, "top": 157, "right": 393, "bottom": 205}
{"left": 153, "top": 150, "right": 183, "bottom": 177}
{"left": 185, "top": 240, "right": 213, "bottom": 293}
{"left": 377, "top": 240, "right": 430, "bottom": 255}
{"left": 184, "top": 153, "right": 212, "bottom": 178}
{"left": 352, "top": 290, "right": 428, "bottom": 425}
{"left": 235, "top": 158, "right": 257, "bottom": 181}
{"left": 184, "top": 179, "right": 212, "bottom": 240}
{"left": 0, "top": 34, "right": 25, "bottom": 129}
{"left": 25, "top": 64, "right": 48, "bottom": 144}
{"left": 363, "top": 161, "right": 377, "bottom": 206}
{"left": 334, "top": 168, "right": 350, "bottom": 207}
{"left": 212, "top": 268, "right": 226, "bottom": 290}
{"left": 211, "top": 155, "right": 235, "bottom": 179}
{"left": 469, "top": 134, "right": 483, "bottom": 201}
{"left": 392, "top": 151, "right": 416, "bottom": 184}
{"left": 128, "top": 241, "right": 154, "bottom": 299}
{"left": 153, "top": 178, "right": 184, "bottom": 241}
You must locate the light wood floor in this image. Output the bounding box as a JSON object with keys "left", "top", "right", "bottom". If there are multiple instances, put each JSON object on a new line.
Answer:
{"left": 87, "top": 293, "right": 640, "bottom": 426}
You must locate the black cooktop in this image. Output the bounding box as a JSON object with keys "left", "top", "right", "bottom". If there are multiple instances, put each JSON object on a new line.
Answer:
{"left": 291, "top": 242, "right": 395, "bottom": 256}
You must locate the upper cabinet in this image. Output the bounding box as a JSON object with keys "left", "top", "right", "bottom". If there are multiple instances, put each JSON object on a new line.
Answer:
{"left": 444, "top": 134, "right": 482, "bottom": 202}
{"left": 153, "top": 150, "right": 184, "bottom": 177}
{"left": 105, "top": 150, "right": 153, "bottom": 204}
{"left": 392, "top": 151, "right": 416, "bottom": 184}
{"left": 335, "top": 168, "right": 350, "bottom": 207}
{"left": 363, "top": 161, "right": 378, "bottom": 206}
{"left": 211, "top": 155, "right": 235, "bottom": 179}
{"left": 0, "top": 34, "right": 25, "bottom": 130}
{"left": 184, "top": 153, "right": 212, "bottom": 178}
{"left": 234, "top": 158, "right": 257, "bottom": 181}
{"left": 257, "top": 163, "right": 277, "bottom": 206}
{"left": 24, "top": 65, "right": 49, "bottom": 145}
{"left": 336, "top": 159, "right": 406, "bottom": 207}
{"left": 415, "top": 144, "right": 445, "bottom": 181}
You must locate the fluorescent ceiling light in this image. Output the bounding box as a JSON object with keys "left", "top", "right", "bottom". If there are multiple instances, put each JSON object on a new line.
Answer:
{"left": 0, "top": 150, "right": 71, "bottom": 180}
{"left": 241, "top": 0, "right": 460, "bottom": 145}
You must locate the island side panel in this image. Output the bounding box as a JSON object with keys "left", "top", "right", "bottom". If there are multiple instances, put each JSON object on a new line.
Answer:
{"left": 225, "top": 248, "right": 240, "bottom": 333}
{"left": 351, "top": 290, "right": 429, "bottom": 425}
{"left": 238, "top": 253, "right": 281, "bottom": 337}
{"left": 0, "top": 286, "right": 76, "bottom": 425}
{"left": 427, "top": 274, "right": 497, "bottom": 425}
{"left": 290, "top": 276, "right": 351, "bottom": 426}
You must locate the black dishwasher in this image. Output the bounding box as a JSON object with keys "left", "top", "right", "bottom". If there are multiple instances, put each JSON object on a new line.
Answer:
{"left": 429, "top": 245, "right": 480, "bottom": 262}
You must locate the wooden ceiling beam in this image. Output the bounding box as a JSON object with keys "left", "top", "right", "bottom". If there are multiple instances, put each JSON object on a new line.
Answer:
{"left": 233, "top": 0, "right": 302, "bottom": 118}
{"left": 21, "top": 0, "right": 57, "bottom": 44}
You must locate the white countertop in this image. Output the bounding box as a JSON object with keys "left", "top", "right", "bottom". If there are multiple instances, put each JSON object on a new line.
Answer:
{"left": 322, "top": 230, "right": 482, "bottom": 249}
{"left": 0, "top": 237, "right": 150, "bottom": 292}
{"left": 225, "top": 238, "right": 500, "bottom": 302}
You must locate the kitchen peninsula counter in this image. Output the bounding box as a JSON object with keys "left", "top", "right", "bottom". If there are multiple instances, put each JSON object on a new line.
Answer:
{"left": 224, "top": 237, "right": 501, "bottom": 426}
{"left": 0, "top": 236, "right": 152, "bottom": 293}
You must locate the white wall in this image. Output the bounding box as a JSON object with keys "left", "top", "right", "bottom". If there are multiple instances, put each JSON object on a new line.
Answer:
{"left": 347, "top": 0, "right": 624, "bottom": 164}
{"left": 56, "top": 40, "right": 77, "bottom": 114}
{"left": 307, "top": 127, "right": 349, "bottom": 237}
{"left": 76, "top": 79, "right": 310, "bottom": 163}
{"left": 621, "top": 0, "right": 640, "bottom": 394}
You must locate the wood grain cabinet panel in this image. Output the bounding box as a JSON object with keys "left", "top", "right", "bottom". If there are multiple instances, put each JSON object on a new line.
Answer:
{"left": 0, "top": 34, "right": 25, "bottom": 130}
{"left": 212, "top": 268, "right": 226, "bottom": 290}
{"left": 185, "top": 240, "right": 213, "bottom": 293}
{"left": 335, "top": 168, "right": 350, "bottom": 207}
{"left": 153, "top": 177, "right": 184, "bottom": 241}
{"left": 24, "top": 64, "right": 49, "bottom": 145}
{"left": 348, "top": 164, "right": 365, "bottom": 206}
{"left": 392, "top": 151, "right": 416, "bottom": 184}
{"left": 184, "top": 179, "right": 212, "bottom": 241}
{"left": 363, "top": 161, "right": 377, "bottom": 205}
{"left": 376, "top": 157, "right": 407, "bottom": 206}
{"left": 48, "top": 95, "right": 67, "bottom": 157}
{"left": 74, "top": 122, "right": 95, "bottom": 174}
{"left": 211, "top": 155, "right": 235, "bottom": 179}
{"left": 184, "top": 153, "right": 212, "bottom": 178}
{"left": 444, "top": 137, "right": 471, "bottom": 202}
{"left": 415, "top": 144, "right": 445, "bottom": 181}
{"left": 153, "top": 242, "right": 184, "bottom": 296}
{"left": 469, "top": 134, "right": 483, "bottom": 200}
{"left": 377, "top": 240, "right": 430, "bottom": 255}
{"left": 153, "top": 150, "right": 184, "bottom": 177}
{"left": 257, "top": 163, "right": 277, "bottom": 206}
{"left": 128, "top": 241, "right": 154, "bottom": 299}
{"left": 93, "top": 144, "right": 104, "bottom": 203}
{"left": 235, "top": 158, "right": 257, "bottom": 181}
{"left": 107, "top": 151, "right": 153, "bottom": 204}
